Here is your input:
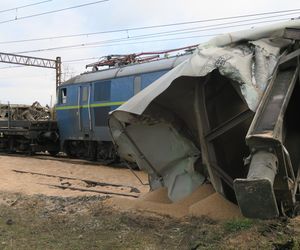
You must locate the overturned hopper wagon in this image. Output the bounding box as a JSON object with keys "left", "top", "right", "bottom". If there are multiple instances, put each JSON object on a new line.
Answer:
{"left": 109, "top": 19, "right": 300, "bottom": 219}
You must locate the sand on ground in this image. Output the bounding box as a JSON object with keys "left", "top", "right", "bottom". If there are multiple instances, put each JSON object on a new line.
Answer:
{"left": 0, "top": 154, "right": 149, "bottom": 197}
{"left": 0, "top": 154, "right": 242, "bottom": 220}
{"left": 105, "top": 184, "right": 242, "bottom": 220}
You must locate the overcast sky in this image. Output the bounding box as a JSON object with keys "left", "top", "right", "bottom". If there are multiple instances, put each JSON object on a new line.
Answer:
{"left": 0, "top": 0, "right": 299, "bottom": 105}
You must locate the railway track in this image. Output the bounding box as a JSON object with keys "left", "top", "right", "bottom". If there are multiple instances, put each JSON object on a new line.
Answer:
{"left": 12, "top": 168, "right": 142, "bottom": 199}
{"left": 0, "top": 152, "right": 124, "bottom": 168}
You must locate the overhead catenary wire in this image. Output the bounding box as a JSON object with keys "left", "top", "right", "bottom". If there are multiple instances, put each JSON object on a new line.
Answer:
{"left": 13, "top": 16, "right": 298, "bottom": 54}
{"left": 0, "top": 0, "right": 52, "bottom": 14}
{"left": 0, "top": 13, "right": 295, "bottom": 69}
{"left": 0, "top": 15, "right": 295, "bottom": 72}
{"left": 0, "top": 13, "right": 292, "bottom": 71}
{"left": 0, "top": 7, "right": 299, "bottom": 44}
{"left": 0, "top": 15, "right": 298, "bottom": 69}
{"left": 123, "top": 12, "right": 300, "bottom": 39}
{"left": 0, "top": 16, "right": 297, "bottom": 72}
{"left": 48, "top": 15, "right": 297, "bottom": 54}
{"left": 58, "top": 33, "right": 220, "bottom": 53}
{"left": 14, "top": 33, "right": 217, "bottom": 54}
{"left": 54, "top": 15, "right": 293, "bottom": 52}
{"left": 69, "top": 13, "right": 300, "bottom": 49}
{"left": 0, "top": 14, "right": 287, "bottom": 73}
{"left": 0, "top": 0, "right": 109, "bottom": 25}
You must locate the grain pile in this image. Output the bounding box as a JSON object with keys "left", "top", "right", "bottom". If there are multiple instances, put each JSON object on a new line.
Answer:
{"left": 189, "top": 193, "right": 242, "bottom": 220}
{"left": 105, "top": 184, "right": 242, "bottom": 220}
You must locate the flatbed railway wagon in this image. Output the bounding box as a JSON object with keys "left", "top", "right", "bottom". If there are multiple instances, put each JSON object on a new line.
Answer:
{"left": 0, "top": 118, "right": 60, "bottom": 155}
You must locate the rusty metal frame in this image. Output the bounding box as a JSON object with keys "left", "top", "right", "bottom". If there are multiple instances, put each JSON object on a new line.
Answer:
{"left": 237, "top": 52, "right": 300, "bottom": 218}
{"left": 205, "top": 109, "right": 253, "bottom": 142}
{"left": 193, "top": 75, "right": 249, "bottom": 195}
{"left": 0, "top": 52, "right": 61, "bottom": 88}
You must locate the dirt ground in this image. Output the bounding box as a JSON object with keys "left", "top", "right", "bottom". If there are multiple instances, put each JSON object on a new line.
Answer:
{"left": 0, "top": 154, "right": 149, "bottom": 197}
{"left": 0, "top": 154, "right": 300, "bottom": 249}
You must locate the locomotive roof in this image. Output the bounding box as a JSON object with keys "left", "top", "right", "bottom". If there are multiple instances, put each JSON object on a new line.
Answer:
{"left": 62, "top": 53, "right": 192, "bottom": 86}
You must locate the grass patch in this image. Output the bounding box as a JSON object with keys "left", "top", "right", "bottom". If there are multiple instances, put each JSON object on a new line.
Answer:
{"left": 0, "top": 193, "right": 300, "bottom": 249}
{"left": 223, "top": 218, "right": 254, "bottom": 233}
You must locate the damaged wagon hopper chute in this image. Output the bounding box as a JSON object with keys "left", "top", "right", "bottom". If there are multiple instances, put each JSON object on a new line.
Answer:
{"left": 109, "top": 20, "right": 300, "bottom": 219}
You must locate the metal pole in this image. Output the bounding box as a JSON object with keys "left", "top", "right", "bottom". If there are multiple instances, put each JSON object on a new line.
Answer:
{"left": 7, "top": 101, "right": 11, "bottom": 129}
{"left": 247, "top": 151, "right": 278, "bottom": 183}
{"left": 55, "top": 57, "right": 62, "bottom": 88}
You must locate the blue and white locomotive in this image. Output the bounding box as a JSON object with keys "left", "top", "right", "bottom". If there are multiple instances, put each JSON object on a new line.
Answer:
{"left": 55, "top": 52, "right": 192, "bottom": 161}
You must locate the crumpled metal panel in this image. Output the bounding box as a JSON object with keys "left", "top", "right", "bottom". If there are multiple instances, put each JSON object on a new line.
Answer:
{"left": 112, "top": 20, "right": 300, "bottom": 116}
{"left": 109, "top": 20, "right": 300, "bottom": 203}
{"left": 109, "top": 110, "right": 205, "bottom": 202}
